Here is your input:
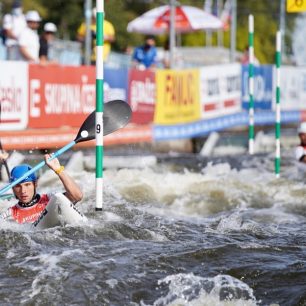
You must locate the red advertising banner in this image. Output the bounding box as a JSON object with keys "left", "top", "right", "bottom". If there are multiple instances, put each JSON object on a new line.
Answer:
{"left": 0, "top": 124, "right": 152, "bottom": 150}
{"left": 128, "top": 69, "right": 156, "bottom": 124}
{"left": 28, "top": 64, "right": 95, "bottom": 128}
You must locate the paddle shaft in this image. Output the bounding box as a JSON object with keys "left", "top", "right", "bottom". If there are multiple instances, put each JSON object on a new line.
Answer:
{"left": 0, "top": 193, "right": 14, "bottom": 200}
{"left": 0, "top": 140, "right": 76, "bottom": 196}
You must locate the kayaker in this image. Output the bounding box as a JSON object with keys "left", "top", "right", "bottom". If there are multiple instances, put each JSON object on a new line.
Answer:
{"left": 0, "top": 153, "right": 83, "bottom": 224}
{"left": 295, "top": 122, "right": 306, "bottom": 163}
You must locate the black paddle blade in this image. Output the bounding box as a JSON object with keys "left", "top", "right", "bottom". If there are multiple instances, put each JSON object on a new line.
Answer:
{"left": 75, "top": 100, "right": 132, "bottom": 143}
{"left": 74, "top": 110, "right": 95, "bottom": 143}
{"left": 104, "top": 100, "right": 132, "bottom": 136}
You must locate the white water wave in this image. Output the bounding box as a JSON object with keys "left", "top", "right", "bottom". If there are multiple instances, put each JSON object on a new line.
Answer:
{"left": 148, "top": 272, "right": 257, "bottom": 306}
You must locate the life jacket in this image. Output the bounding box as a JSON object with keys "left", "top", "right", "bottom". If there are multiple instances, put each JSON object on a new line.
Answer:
{"left": 11, "top": 194, "right": 50, "bottom": 224}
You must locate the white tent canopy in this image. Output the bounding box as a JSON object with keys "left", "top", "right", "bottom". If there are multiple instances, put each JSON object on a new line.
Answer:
{"left": 127, "top": 5, "right": 223, "bottom": 35}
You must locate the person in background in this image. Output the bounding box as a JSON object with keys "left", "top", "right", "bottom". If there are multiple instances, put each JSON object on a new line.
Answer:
{"left": 295, "top": 122, "right": 306, "bottom": 163}
{"left": 240, "top": 45, "right": 260, "bottom": 65}
{"left": 77, "top": 7, "right": 115, "bottom": 64}
{"left": 16, "top": 10, "right": 41, "bottom": 62}
{"left": 132, "top": 35, "right": 157, "bottom": 70}
{"left": 0, "top": 154, "right": 83, "bottom": 224}
{"left": 161, "top": 39, "right": 170, "bottom": 69}
{"left": 39, "top": 22, "right": 57, "bottom": 64}
{"left": 2, "top": 0, "right": 26, "bottom": 60}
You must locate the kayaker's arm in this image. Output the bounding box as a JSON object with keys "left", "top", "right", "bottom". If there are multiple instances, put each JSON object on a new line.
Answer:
{"left": 44, "top": 154, "right": 83, "bottom": 204}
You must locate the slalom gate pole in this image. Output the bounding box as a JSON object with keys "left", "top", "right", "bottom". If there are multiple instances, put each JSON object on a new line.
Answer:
{"left": 275, "top": 31, "right": 281, "bottom": 178}
{"left": 95, "top": 0, "right": 104, "bottom": 211}
{"left": 248, "top": 14, "right": 255, "bottom": 155}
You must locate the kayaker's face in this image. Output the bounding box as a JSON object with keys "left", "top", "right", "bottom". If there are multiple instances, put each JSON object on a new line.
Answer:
{"left": 299, "top": 133, "right": 306, "bottom": 146}
{"left": 13, "top": 181, "right": 36, "bottom": 203}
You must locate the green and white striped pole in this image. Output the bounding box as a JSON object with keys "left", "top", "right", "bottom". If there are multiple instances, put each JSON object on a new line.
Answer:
{"left": 275, "top": 31, "right": 281, "bottom": 178}
{"left": 248, "top": 14, "right": 255, "bottom": 155}
{"left": 95, "top": 0, "right": 104, "bottom": 210}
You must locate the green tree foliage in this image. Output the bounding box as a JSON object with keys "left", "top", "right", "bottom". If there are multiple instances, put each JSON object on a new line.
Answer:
{"left": 105, "top": 0, "right": 146, "bottom": 52}
{"left": 236, "top": 0, "right": 295, "bottom": 64}
{"left": 0, "top": 0, "right": 296, "bottom": 63}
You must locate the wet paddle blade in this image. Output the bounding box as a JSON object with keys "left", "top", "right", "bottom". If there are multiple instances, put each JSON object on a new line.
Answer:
{"left": 104, "top": 100, "right": 132, "bottom": 136}
{"left": 75, "top": 100, "right": 132, "bottom": 143}
{"left": 74, "top": 111, "right": 96, "bottom": 143}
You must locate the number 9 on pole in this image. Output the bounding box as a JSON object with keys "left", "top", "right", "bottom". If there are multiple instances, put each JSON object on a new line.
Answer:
{"left": 96, "top": 124, "right": 101, "bottom": 134}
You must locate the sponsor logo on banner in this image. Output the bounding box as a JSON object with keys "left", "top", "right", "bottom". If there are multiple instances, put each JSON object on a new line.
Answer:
{"left": 128, "top": 69, "right": 155, "bottom": 124}
{"left": 155, "top": 69, "right": 201, "bottom": 125}
{"left": 277, "top": 66, "right": 306, "bottom": 110}
{"left": 241, "top": 64, "right": 272, "bottom": 110}
{"left": 28, "top": 65, "right": 95, "bottom": 128}
{"left": 0, "top": 61, "right": 28, "bottom": 130}
{"left": 287, "top": 0, "right": 306, "bottom": 12}
{"left": 200, "top": 63, "right": 241, "bottom": 119}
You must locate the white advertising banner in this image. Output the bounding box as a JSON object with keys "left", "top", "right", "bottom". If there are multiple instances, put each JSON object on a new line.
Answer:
{"left": 200, "top": 63, "right": 241, "bottom": 119}
{"left": 276, "top": 66, "right": 306, "bottom": 110}
{"left": 0, "top": 61, "right": 28, "bottom": 130}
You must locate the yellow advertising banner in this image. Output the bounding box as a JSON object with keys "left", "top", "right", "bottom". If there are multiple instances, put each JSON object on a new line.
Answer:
{"left": 287, "top": 0, "right": 306, "bottom": 12}
{"left": 154, "top": 69, "right": 201, "bottom": 125}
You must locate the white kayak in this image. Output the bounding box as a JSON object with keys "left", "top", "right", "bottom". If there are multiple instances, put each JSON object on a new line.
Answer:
{"left": 33, "top": 193, "right": 87, "bottom": 230}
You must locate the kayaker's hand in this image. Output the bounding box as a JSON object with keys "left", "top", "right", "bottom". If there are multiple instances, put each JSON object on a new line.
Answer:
{"left": 44, "top": 153, "right": 62, "bottom": 172}
{"left": 0, "top": 151, "right": 9, "bottom": 161}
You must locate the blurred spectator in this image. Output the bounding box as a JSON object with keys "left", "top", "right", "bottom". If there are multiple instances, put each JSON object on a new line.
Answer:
{"left": 39, "top": 22, "right": 57, "bottom": 65}
{"left": 162, "top": 39, "right": 170, "bottom": 68}
{"left": 124, "top": 45, "right": 133, "bottom": 56}
{"left": 158, "top": 39, "right": 184, "bottom": 69}
{"left": 2, "top": 0, "right": 26, "bottom": 60}
{"left": 240, "top": 46, "right": 259, "bottom": 65}
{"left": 132, "top": 35, "right": 157, "bottom": 70}
{"left": 77, "top": 7, "right": 115, "bottom": 64}
{"left": 295, "top": 122, "right": 306, "bottom": 163}
{"left": 16, "top": 10, "right": 41, "bottom": 62}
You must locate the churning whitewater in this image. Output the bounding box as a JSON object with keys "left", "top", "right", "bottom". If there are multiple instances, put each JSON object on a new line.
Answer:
{"left": 0, "top": 148, "right": 306, "bottom": 306}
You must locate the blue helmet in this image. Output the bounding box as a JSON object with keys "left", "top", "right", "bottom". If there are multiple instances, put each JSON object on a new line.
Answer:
{"left": 10, "top": 164, "right": 37, "bottom": 184}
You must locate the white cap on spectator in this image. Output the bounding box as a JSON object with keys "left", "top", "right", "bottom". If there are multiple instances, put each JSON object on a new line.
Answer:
{"left": 298, "top": 122, "right": 306, "bottom": 134}
{"left": 25, "top": 10, "right": 41, "bottom": 22}
{"left": 44, "top": 22, "right": 57, "bottom": 33}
